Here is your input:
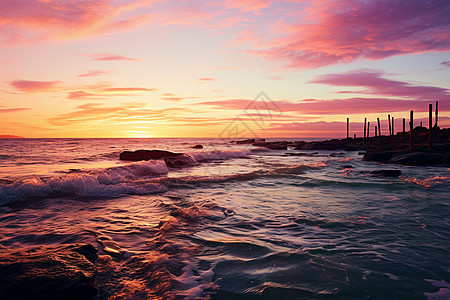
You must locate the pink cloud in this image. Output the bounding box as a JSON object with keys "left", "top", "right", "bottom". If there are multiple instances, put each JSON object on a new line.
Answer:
{"left": 0, "top": 107, "right": 30, "bottom": 113}
{"left": 10, "top": 80, "right": 61, "bottom": 92}
{"left": 309, "top": 70, "right": 450, "bottom": 100}
{"left": 68, "top": 86, "right": 158, "bottom": 99}
{"left": 0, "top": 0, "right": 161, "bottom": 43}
{"left": 225, "top": 0, "right": 271, "bottom": 12}
{"left": 77, "top": 70, "right": 110, "bottom": 77}
{"left": 197, "top": 97, "right": 449, "bottom": 115}
{"left": 251, "top": 0, "right": 450, "bottom": 68}
{"left": 441, "top": 61, "right": 450, "bottom": 67}
{"left": 88, "top": 53, "right": 138, "bottom": 61}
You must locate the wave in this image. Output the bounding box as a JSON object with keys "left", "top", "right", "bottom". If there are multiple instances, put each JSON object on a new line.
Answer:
{"left": 0, "top": 160, "right": 326, "bottom": 205}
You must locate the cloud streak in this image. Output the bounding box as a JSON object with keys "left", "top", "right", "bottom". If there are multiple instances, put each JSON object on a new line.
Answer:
{"left": 250, "top": 0, "right": 450, "bottom": 68}
{"left": 10, "top": 80, "right": 61, "bottom": 92}
{"left": 309, "top": 69, "right": 450, "bottom": 100}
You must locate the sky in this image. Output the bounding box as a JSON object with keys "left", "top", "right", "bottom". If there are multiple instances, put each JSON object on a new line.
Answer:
{"left": 0, "top": 0, "right": 449, "bottom": 138}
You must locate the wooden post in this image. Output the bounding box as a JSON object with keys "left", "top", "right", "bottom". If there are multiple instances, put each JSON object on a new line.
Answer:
{"left": 403, "top": 118, "right": 405, "bottom": 141}
{"left": 388, "top": 114, "right": 392, "bottom": 144}
{"left": 377, "top": 118, "right": 381, "bottom": 137}
{"left": 367, "top": 121, "right": 370, "bottom": 139}
{"left": 429, "top": 103, "right": 432, "bottom": 151}
{"left": 392, "top": 117, "right": 395, "bottom": 142}
{"left": 364, "top": 118, "right": 367, "bottom": 144}
{"left": 377, "top": 117, "right": 382, "bottom": 147}
{"left": 435, "top": 101, "right": 438, "bottom": 128}
{"left": 354, "top": 133, "right": 356, "bottom": 139}
{"left": 347, "top": 117, "right": 349, "bottom": 141}
{"left": 409, "top": 110, "right": 413, "bottom": 151}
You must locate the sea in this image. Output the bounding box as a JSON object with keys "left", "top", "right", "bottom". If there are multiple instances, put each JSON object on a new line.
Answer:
{"left": 0, "top": 138, "right": 449, "bottom": 299}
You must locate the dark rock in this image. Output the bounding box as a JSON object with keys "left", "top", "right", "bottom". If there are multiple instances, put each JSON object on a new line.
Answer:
{"left": 370, "top": 170, "right": 402, "bottom": 177}
{"left": 0, "top": 244, "right": 97, "bottom": 300}
{"left": 389, "top": 152, "right": 444, "bottom": 166}
{"left": 284, "top": 152, "right": 315, "bottom": 157}
{"left": 0, "top": 178, "right": 13, "bottom": 185}
{"left": 342, "top": 165, "right": 353, "bottom": 169}
{"left": 192, "top": 145, "right": 203, "bottom": 149}
{"left": 164, "top": 154, "right": 196, "bottom": 168}
{"left": 252, "top": 142, "right": 287, "bottom": 150}
{"left": 303, "top": 141, "right": 347, "bottom": 150}
{"left": 235, "top": 138, "right": 265, "bottom": 144}
{"left": 362, "top": 150, "right": 409, "bottom": 163}
{"left": 120, "top": 150, "right": 182, "bottom": 161}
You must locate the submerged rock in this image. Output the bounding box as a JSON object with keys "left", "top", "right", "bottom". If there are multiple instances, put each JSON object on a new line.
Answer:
{"left": 362, "top": 150, "right": 408, "bottom": 163}
{"left": 163, "top": 154, "right": 196, "bottom": 168}
{"left": 0, "top": 244, "right": 98, "bottom": 300}
{"left": 192, "top": 144, "right": 203, "bottom": 149}
{"left": 370, "top": 170, "right": 402, "bottom": 177}
{"left": 119, "top": 150, "right": 182, "bottom": 161}
{"left": 252, "top": 142, "right": 287, "bottom": 150}
{"left": 389, "top": 152, "right": 444, "bottom": 166}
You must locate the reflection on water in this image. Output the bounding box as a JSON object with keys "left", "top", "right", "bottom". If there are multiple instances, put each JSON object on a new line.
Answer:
{"left": 0, "top": 138, "right": 449, "bottom": 299}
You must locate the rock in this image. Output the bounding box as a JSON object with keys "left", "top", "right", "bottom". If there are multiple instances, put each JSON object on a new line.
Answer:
{"left": 235, "top": 138, "right": 265, "bottom": 144}
{"left": 0, "top": 244, "right": 98, "bottom": 300}
{"left": 342, "top": 165, "right": 353, "bottom": 169}
{"left": 192, "top": 145, "right": 203, "bottom": 149}
{"left": 370, "top": 170, "right": 402, "bottom": 177}
{"left": 252, "top": 142, "right": 287, "bottom": 150}
{"left": 389, "top": 152, "right": 444, "bottom": 166}
{"left": 164, "top": 154, "right": 196, "bottom": 168}
{"left": 303, "top": 141, "right": 347, "bottom": 150}
{"left": 0, "top": 178, "right": 14, "bottom": 185}
{"left": 119, "top": 150, "right": 182, "bottom": 161}
{"left": 362, "top": 150, "right": 408, "bottom": 163}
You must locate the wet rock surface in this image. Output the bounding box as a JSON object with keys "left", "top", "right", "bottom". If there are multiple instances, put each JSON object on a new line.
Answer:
{"left": 119, "top": 150, "right": 182, "bottom": 161}
{"left": 0, "top": 244, "right": 98, "bottom": 300}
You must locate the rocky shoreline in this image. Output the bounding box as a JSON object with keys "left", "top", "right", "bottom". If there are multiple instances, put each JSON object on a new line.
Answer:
{"left": 232, "top": 127, "right": 450, "bottom": 166}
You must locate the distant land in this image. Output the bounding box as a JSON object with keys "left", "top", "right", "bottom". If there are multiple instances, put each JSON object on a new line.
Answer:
{"left": 0, "top": 135, "right": 25, "bottom": 139}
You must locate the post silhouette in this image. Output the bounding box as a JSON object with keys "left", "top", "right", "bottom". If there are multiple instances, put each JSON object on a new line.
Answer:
{"left": 364, "top": 118, "right": 367, "bottom": 144}
{"left": 347, "top": 118, "right": 349, "bottom": 141}
{"left": 435, "top": 101, "right": 438, "bottom": 128}
{"left": 409, "top": 110, "right": 413, "bottom": 150}
{"left": 429, "top": 103, "right": 432, "bottom": 151}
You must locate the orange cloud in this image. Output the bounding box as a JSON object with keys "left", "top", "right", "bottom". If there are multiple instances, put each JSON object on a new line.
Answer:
{"left": 77, "top": 70, "right": 110, "bottom": 77}
{"left": 196, "top": 77, "right": 218, "bottom": 84}
{"left": 68, "top": 86, "right": 158, "bottom": 99}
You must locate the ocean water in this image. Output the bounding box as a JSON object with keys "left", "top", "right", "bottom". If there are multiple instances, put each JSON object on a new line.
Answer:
{"left": 0, "top": 138, "right": 449, "bottom": 299}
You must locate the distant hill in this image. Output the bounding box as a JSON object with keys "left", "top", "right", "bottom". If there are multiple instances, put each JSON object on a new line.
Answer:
{"left": 0, "top": 135, "right": 25, "bottom": 138}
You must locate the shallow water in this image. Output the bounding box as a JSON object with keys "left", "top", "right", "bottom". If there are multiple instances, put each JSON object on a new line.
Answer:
{"left": 0, "top": 138, "right": 449, "bottom": 299}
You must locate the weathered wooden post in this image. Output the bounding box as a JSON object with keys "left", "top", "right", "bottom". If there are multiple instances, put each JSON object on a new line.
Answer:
{"left": 403, "top": 118, "right": 405, "bottom": 141}
{"left": 377, "top": 117, "right": 382, "bottom": 147}
{"left": 435, "top": 101, "right": 438, "bottom": 128}
{"left": 429, "top": 103, "right": 432, "bottom": 151}
{"left": 364, "top": 118, "right": 367, "bottom": 144}
{"left": 388, "top": 114, "right": 392, "bottom": 144}
{"left": 367, "top": 121, "right": 370, "bottom": 140}
{"left": 347, "top": 117, "right": 349, "bottom": 141}
{"left": 392, "top": 117, "right": 395, "bottom": 142}
{"left": 354, "top": 133, "right": 356, "bottom": 139}
{"left": 409, "top": 110, "right": 413, "bottom": 151}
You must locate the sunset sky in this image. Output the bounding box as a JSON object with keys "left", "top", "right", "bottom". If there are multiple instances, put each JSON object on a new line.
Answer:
{"left": 0, "top": 0, "right": 449, "bottom": 138}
